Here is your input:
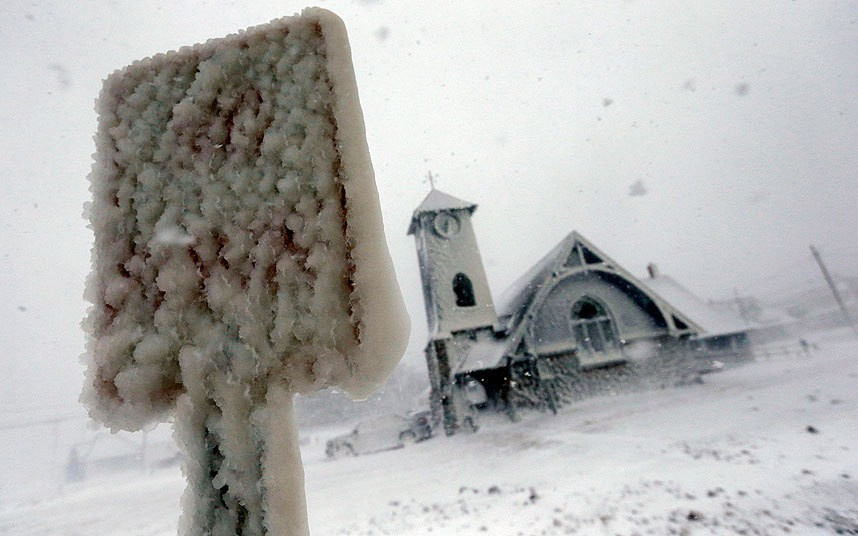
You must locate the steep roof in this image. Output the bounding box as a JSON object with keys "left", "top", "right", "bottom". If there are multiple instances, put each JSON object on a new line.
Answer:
{"left": 642, "top": 275, "right": 749, "bottom": 337}
{"left": 495, "top": 231, "right": 699, "bottom": 330}
{"left": 407, "top": 189, "right": 477, "bottom": 235}
{"left": 496, "top": 234, "right": 573, "bottom": 319}
{"left": 497, "top": 232, "right": 703, "bottom": 354}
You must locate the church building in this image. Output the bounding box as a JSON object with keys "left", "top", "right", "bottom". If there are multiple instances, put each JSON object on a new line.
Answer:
{"left": 408, "top": 189, "right": 743, "bottom": 435}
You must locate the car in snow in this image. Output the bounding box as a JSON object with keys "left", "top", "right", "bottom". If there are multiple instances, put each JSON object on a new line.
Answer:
{"left": 405, "top": 409, "right": 434, "bottom": 441}
{"left": 325, "top": 412, "right": 433, "bottom": 458}
{"left": 65, "top": 429, "right": 181, "bottom": 482}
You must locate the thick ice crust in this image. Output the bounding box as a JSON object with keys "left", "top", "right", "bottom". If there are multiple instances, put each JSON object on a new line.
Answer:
{"left": 82, "top": 8, "right": 409, "bottom": 431}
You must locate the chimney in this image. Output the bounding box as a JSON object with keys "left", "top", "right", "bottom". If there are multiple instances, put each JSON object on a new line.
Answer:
{"left": 647, "top": 263, "right": 659, "bottom": 279}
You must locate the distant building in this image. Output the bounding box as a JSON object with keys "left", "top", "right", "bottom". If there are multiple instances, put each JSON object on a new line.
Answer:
{"left": 408, "top": 189, "right": 751, "bottom": 435}
{"left": 705, "top": 294, "right": 798, "bottom": 344}
{"left": 761, "top": 275, "right": 858, "bottom": 332}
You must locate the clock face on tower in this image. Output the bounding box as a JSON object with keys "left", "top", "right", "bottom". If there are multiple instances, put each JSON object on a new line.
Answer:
{"left": 433, "top": 212, "right": 461, "bottom": 238}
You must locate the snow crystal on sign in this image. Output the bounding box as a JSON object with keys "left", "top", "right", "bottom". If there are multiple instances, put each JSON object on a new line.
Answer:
{"left": 81, "top": 7, "right": 409, "bottom": 432}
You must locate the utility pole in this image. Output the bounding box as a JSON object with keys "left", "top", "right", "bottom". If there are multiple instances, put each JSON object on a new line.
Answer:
{"left": 810, "top": 244, "right": 858, "bottom": 335}
{"left": 733, "top": 288, "right": 750, "bottom": 326}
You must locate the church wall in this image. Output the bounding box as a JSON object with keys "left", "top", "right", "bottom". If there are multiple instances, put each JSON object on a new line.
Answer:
{"left": 552, "top": 339, "right": 701, "bottom": 405}
{"left": 415, "top": 230, "right": 440, "bottom": 335}
{"left": 416, "top": 212, "right": 498, "bottom": 336}
{"left": 528, "top": 271, "right": 671, "bottom": 354}
{"left": 501, "top": 336, "right": 703, "bottom": 414}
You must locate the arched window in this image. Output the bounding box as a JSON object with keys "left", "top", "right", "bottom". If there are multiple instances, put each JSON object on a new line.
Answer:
{"left": 453, "top": 272, "right": 476, "bottom": 307}
{"left": 571, "top": 297, "right": 617, "bottom": 354}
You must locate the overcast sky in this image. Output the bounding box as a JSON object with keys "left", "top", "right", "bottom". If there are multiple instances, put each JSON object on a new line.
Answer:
{"left": 1, "top": 1, "right": 856, "bottom": 412}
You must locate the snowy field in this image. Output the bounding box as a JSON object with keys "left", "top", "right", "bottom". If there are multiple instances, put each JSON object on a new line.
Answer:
{"left": 2, "top": 333, "right": 857, "bottom": 535}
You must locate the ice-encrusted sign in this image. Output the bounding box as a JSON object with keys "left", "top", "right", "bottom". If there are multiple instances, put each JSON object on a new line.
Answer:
{"left": 81, "top": 8, "right": 409, "bottom": 535}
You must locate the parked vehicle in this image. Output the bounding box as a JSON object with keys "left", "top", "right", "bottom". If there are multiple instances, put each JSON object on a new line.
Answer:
{"left": 65, "top": 429, "right": 181, "bottom": 482}
{"left": 404, "top": 410, "right": 433, "bottom": 442}
{"left": 325, "top": 412, "right": 433, "bottom": 458}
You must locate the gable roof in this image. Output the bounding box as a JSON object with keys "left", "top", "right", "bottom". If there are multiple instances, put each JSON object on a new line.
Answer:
{"left": 497, "top": 232, "right": 703, "bottom": 354}
{"left": 454, "top": 231, "right": 708, "bottom": 374}
{"left": 407, "top": 189, "right": 477, "bottom": 235}
{"left": 496, "top": 233, "right": 575, "bottom": 320}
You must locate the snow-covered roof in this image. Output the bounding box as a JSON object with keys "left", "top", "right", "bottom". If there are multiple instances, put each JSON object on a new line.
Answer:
{"left": 642, "top": 275, "right": 749, "bottom": 337}
{"left": 495, "top": 234, "right": 572, "bottom": 320}
{"left": 456, "top": 337, "right": 510, "bottom": 374}
{"left": 407, "top": 189, "right": 477, "bottom": 235}
{"left": 496, "top": 232, "right": 701, "bottom": 337}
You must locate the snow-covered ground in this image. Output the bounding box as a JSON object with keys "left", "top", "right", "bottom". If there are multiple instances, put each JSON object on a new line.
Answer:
{"left": 2, "top": 333, "right": 857, "bottom": 535}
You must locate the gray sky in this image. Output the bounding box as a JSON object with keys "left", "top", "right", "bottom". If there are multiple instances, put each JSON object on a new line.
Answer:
{"left": 1, "top": 1, "right": 857, "bottom": 412}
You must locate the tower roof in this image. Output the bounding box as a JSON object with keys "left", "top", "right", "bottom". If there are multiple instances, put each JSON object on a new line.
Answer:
{"left": 407, "top": 189, "right": 477, "bottom": 235}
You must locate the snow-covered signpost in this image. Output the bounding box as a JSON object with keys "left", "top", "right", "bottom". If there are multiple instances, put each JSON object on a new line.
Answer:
{"left": 81, "top": 9, "right": 409, "bottom": 535}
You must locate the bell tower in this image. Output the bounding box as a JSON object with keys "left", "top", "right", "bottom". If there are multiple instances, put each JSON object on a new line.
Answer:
{"left": 408, "top": 188, "right": 498, "bottom": 339}
{"left": 409, "top": 187, "right": 498, "bottom": 435}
